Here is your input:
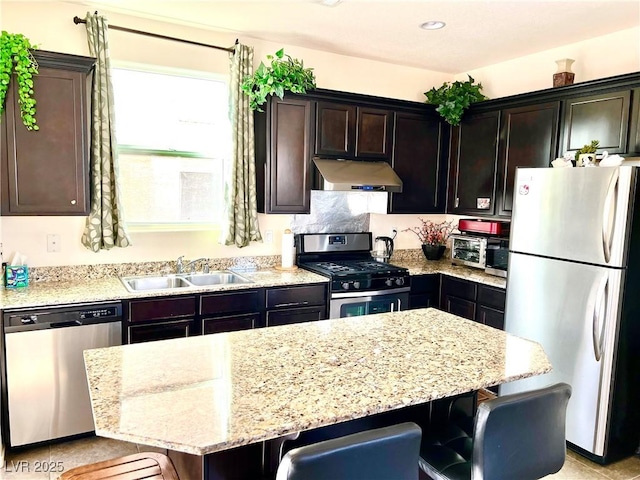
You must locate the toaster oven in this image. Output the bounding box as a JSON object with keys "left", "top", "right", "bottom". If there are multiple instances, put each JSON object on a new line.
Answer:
{"left": 451, "top": 234, "right": 487, "bottom": 269}
{"left": 450, "top": 234, "right": 509, "bottom": 277}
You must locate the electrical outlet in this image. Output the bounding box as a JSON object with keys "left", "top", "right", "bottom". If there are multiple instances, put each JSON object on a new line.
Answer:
{"left": 265, "top": 230, "right": 273, "bottom": 244}
{"left": 47, "top": 234, "right": 61, "bottom": 253}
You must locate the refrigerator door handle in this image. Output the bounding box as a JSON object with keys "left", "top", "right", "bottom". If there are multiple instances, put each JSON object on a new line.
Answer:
{"left": 601, "top": 169, "right": 619, "bottom": 264}
{"left": 592, "top": 273, "right": 608, "bottom": 361}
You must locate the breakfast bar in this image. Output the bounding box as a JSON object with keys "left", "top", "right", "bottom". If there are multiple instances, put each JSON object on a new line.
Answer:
{"left": 83, "top": 307, "right": 552, "bottom": 479}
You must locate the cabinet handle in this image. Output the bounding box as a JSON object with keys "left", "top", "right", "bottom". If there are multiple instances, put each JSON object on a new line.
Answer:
{"left": 70, "top": 200, "right": 77, "bottom": 205}
{"left": 455, "top": 198, "right": 459, "bottom": 208}
{"left": 273, "top": 301, "right": 309, "bottom": 308}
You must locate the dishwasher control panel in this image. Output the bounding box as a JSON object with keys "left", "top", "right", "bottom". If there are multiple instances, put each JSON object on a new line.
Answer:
{"left": 4, "top": 302, "right": 123, "bottom": 331}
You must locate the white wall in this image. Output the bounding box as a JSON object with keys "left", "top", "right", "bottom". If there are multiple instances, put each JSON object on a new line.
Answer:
{"left": 1, "top": 2, "right": 638, "bottom": 266}
{"left": 458, "top": 27, "right": 640, "bottom": 99}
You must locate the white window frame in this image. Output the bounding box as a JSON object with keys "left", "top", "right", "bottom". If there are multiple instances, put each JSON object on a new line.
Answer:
{"left": 111, "top": 61, "right": 230, "bottom": 232}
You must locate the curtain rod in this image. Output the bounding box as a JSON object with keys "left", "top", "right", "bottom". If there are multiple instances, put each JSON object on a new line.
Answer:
{"left": 73, "top": 15, "right": 237, "bottom": 53}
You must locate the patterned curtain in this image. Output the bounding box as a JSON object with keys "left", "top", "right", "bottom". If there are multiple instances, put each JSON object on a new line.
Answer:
{"left": 81, "top": 12, "right": 131, "bottom": 252}
{"left": 224, "top": 43, "right": 262, "bottom": 247}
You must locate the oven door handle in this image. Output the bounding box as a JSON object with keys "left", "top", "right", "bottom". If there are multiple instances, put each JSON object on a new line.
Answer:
{"left": 331, "top": 287, "right": 410, "bottom": 299}
{"left": 390, "top": 298, "right": 402, "bottom": 312}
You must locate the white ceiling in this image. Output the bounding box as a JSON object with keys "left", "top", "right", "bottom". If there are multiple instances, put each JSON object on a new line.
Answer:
{"left": 68, "top": 0, "right": 639, "bottom": 73}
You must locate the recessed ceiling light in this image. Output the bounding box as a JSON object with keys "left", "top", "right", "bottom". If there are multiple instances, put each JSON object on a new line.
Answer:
{"left": 420, "top": 21, "right": 446, "bottom": 30}
{"left": 320, "top": 0, "right": 342, "bottom": 6}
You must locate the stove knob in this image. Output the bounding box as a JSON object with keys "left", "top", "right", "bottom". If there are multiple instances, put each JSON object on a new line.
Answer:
{"left": 341, "top": 282, "right": 350, "bottom": 290}
{"left": 395, "top": 277, "right": 405, "bottom": 286}
{"left": 353, "top": 281, "right": 360, "bottom": 289}
{"left": 385, "top": 278, "right": 393, "bottom": 287}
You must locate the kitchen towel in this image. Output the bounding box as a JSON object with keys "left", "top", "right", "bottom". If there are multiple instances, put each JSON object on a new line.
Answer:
{"left": 281, "top": 229, "right": 295, "bottom": 268}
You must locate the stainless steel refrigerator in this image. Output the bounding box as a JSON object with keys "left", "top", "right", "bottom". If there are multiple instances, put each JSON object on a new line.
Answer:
{"left": 501, "top": 166, "right": 640, "bottom": 464}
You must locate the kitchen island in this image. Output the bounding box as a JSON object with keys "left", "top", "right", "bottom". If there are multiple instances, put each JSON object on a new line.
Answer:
{"left": 84, "top": 307, "right": 552, "bottom": 479}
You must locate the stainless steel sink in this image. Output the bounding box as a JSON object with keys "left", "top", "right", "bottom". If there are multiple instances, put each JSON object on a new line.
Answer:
{"left": 120, "top": 270, "right": 252, "bottom": 292}
{"left": 181, "top": 271, "right": 252, "bottom": 286}
{"left": 121, "top": 275, "right": 191, "bottom": 292}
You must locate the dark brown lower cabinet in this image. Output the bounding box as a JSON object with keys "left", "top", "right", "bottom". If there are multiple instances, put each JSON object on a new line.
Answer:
{"left": 128, "top": 319, "right": 194, "bottom": 344}
{"left": 476, "top": 284, "right": 506, "bottom": 330}
{"left": 202, "top": 313, "right": 259, "bottom": 335}
{"left": 124, "top": 296, "right": 197, "bottom": 344}
{"left": 409, "top": 274, "right": 440, "bottom": 309}
{"left": 439, "top": 275, "right": 478, "bottom": 321}
{"left": 265, "top": 283, "right": 327, "bottom": 327}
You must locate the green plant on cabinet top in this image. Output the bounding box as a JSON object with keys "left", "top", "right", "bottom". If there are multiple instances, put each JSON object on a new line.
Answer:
{"left": 242, "top": 48, "right": 316, "bottom": 112}
{"left": 424, "top": 75, "right": 488, "bottom": 126}
{"left": 0, "top": 31, "right": 39, "bottom": 130}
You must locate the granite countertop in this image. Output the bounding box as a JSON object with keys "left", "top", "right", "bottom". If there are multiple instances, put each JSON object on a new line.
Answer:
{"left": 391, "top": 258, "right": 507, "bottom": 289}
{"left": 0, "top": 268, "right": 328, "bottom": 310}
{"left": 84, "top": 307, "right": 552, "bottom": 455}
{"left": 0, "top": 252, "right": 505, "bottom": 310}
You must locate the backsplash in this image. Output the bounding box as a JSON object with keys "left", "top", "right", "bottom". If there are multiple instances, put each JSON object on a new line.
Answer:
{"left": 28, "top": 249, "right": 430, "bottom": 283}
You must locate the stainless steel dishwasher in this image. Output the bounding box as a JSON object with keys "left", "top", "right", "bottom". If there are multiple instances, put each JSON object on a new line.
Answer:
{"left": 2, "top": 302, "right": 122, "bottom": 447}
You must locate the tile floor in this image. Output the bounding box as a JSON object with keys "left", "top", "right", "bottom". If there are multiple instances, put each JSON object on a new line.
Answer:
{"left": 0, "top": 434, "right": 638, "bottom": 479}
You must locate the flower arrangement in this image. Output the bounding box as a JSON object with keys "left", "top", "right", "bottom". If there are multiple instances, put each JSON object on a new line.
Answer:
{"left": 404, "top": 219, "right": 456, "bottom": 246}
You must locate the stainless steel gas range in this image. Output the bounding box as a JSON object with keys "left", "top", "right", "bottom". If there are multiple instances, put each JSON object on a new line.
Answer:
{"left": 296, "top": 233, "right": 410, "bottom": 319}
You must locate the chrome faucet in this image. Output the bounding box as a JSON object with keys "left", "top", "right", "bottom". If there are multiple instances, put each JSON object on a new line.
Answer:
{"left": 185, "top": 257, "right": 210, "bottom": 274}
{"left": 176, "top": 255, "right": 185, "bottom": 274}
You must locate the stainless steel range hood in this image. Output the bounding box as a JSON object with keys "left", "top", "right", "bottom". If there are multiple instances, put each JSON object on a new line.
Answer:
{"left": 313, "top": 158, "right": 403, "bottom": 193}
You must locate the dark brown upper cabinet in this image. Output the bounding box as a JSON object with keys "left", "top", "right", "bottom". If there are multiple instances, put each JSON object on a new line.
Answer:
{"left": 448, "top": 110, "right": 500, "bottom": 216}
{"left": 315, "top": 102, "right": 356, "bottom": 157}
{"left": 1, "top": 50, "right": 95, "bottom": 215}
{"left": 389, "top": 111, "right": 447, "bottom": 213}
{"left": 315, "top": 101, "right": 392, "bottom": 161}
{"left": 630, "top": 88, "right": 640, "bottom": 154}
{"left": 495, "top": 102, "right": 560, "bottom": 217}
{"left": 561, "top": 90, "right": 631, "bottom": 155}
{"left": 255, "top": 96, "right": 314, "bottom": 214}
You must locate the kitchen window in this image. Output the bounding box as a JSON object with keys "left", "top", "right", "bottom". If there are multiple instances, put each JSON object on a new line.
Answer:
{"left": 111, "top": 66, "right": 231, "bottom": 230}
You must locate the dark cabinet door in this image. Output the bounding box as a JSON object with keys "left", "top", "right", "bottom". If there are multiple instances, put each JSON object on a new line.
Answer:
{"left": 448, "top": 111, "right": 500, "bottom": 216}
{"left": 266, "top": 306, "right": 326, "bottom": 327}
{"left": 315, "top": 102, "right": 356, "bottom": 157}
{"left": 496, "top": 102, "right": 560, "bottom": 216}
{"left": 256, "top": 96, "right": 313, "bottom": 214}
{"left": 439, "top": 275, "right": 477, "bottom": 321}
{"left": 476, "top": 306, "right": 505, "bottom": 330}
{"left": 441, "top": 297, "right": 476, "bottom": 321}
{"left": 128, "top": 319, "right": 194, "bottom": 344}
{"left": 630, "top": 88, "right": 640, "bottom": 154}
{"left": 409, "top": 274, "right": 440, "bottom": 309}
{"left": 355, "top": 107, "right": 393, "bottom": 160}
{"left": 561, "top": 90, "right": 631, "bottom": 155}
{"left": 390, "top": 112, "right": 447, "bottom": 213}
{"left": 202, "top": 313, "right": 259, "bottom": 335}
{"left": 1, "top": 53, "right": 93, "bottom": 215}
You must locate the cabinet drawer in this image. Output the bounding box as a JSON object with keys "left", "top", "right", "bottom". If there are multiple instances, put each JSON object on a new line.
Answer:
{"left": 266, "top": 284, "right": 326, "bottom": 309}
{"left": 410, "top": 274, "right": 439, "bottom": 294}
{"left": 200, "top": 290, "right": 261, "bottom": 316}
{"left": 128, "top": 318, "right": 194, "bottom": 344}
{"left": 266, "top": 306, "right": 326, "bottom": 327}
{"left": 202, "top": 313, "right": 259, "bottom": 335}
{"left": 127, "top": 296, "right": 196, "bottom": 322}
{"left": 477, "top": 285, "right": 506, "bottom": 311}
{"left": 441, "top": 276, "right": 477, "bottom": 302}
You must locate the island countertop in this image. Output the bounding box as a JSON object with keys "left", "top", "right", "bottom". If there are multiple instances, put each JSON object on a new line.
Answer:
{"left": 84, "top": 307, "right": 551, "bottom": 456}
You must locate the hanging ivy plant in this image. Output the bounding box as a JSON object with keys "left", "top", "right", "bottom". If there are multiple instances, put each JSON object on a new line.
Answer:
{"left": 0, "top": 31, "right": 39, "bottom": 131}
{"left": 241, "top": 48, "right": 316, "bottom": 112}
{"left": 424, "top": 75, "right": 487, "bottom": 126}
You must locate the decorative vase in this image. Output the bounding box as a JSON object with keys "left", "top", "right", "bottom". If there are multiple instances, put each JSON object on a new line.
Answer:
{"left": 553, "top": 58, "right": 575, "bottom": 87}
{"left": 422, "top": 244, "right": 446, "bottom": 261}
